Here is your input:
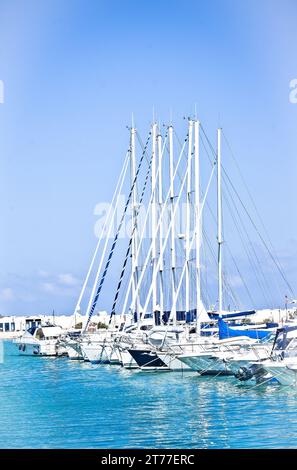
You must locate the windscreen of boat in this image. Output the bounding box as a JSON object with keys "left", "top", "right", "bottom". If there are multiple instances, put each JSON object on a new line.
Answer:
{"left": 27, "top": 326, "right": 37, "bottom": 336}
{"left": 35, "top": 328, "right": 45, "bottom": 340}
{"left": 274, "top": 334, "right": 293, "bottom": 351}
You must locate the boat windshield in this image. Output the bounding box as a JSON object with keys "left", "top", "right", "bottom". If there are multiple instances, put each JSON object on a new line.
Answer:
{"left": 27, "top": 326, "right": 37, "bottom": 336}
{"left": 274, "top": 335, "right": 293, "bottom": 351}
{"left": 35, "top": 328, "right": 45, "bottom": 340}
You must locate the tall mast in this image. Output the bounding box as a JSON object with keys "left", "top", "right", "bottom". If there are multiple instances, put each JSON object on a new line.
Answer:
{"left": 217, "top": 127, "right": 223, "bottom": 315}
{"left": 169, "top": 125, "right": 177, "bottom": 325}
{"left": 130, "top": 120, "right": 139, "bottom": 320}
{"left": 194, "top": 119, "right": 201, "bottom": 332}
{"left": 185, "top": 120, "right": 193, "bottom": 318}
{"left": 151, "top": 123, "right": 158, "bottom": 320}
{"left": 157, "top": 129, "right": 164, "bottom": 321}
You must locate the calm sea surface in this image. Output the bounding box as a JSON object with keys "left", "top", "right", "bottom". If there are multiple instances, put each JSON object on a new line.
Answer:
{"left": 1, "top": 340, "right": 297, "bottom": 449}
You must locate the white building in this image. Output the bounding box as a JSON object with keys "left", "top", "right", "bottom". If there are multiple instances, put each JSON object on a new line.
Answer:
{"left": 0, "top": 311, "right": 133, "bottom": 338}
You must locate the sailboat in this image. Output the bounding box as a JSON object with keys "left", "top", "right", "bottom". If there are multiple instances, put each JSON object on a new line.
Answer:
{"left": 61, "top": 115, "right": 294, "bottom": 377}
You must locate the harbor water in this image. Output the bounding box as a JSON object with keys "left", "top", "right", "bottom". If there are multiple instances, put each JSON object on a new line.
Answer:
{"left": 1, "top": 340, "right": 297, "bottom": 449}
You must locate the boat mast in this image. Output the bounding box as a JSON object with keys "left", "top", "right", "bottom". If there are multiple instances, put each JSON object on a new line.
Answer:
{"left": 157, "top": 128, "right": 164, "bottom": 321}
{"left": 83, "top": 153, "right": 130, "bottom": 330}
{"left": 151, "top": 123, "right": 158, "bottom": 322}
{"left": 169, "top": 124, "right": 177, "bottom": 325}
{"left": 194, "top": 119, "right": 201, "bottom": 332}
{"left": 217, "top": 127, "right": 223, "bottom": 315}
{"left": 130, "top": 118, "right": 139, "bottom": 321}
{"left": 185, "top": 119, "right": 193, "bottom": 318}
{"left": 72, "top": 152, "right": 129, "bottom": 329}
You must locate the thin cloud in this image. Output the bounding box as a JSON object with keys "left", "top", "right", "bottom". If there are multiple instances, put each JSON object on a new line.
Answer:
{"left": 0, "top": 288, "right": 14, "bottom": 301}
{"left": 58, "top": 273, "right": 80, "bottom": 286}
{"left": 38, "top": 270, "right": 50, "bottom": 278}
{"left": 41, "top": 282, "right": 56, "bottom": 293}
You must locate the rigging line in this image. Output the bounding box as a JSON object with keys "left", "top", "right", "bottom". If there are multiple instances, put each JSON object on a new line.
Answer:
{"left": 202, "top": 147, "right": 277, "bottom": 305}
{"left": 224, "top": 241, "right": 255, "bottom": 307}
{"left": 164, "top": 163, "right": 217, "bottom": 328}
{"left": 135, "top": 130, "right": 151, "bottom": 265}
{"left": 204, "top": 194, "right": 266, "bottom": 305}
{"left": 142, "top": 142, "right": 208, "bottom": 328}
{"left": 202, "top": 227, "right": 240, "bottom": 310}
{"left": 221, "top": 174, "right": 271, "bottom": 295}
{"left": 84, "top": 131, "right": 152, "bottom": 331}
{"left": 222, "top": 268, "right": 241, "bottom": 310}
{"left": 201, "top": 123, "right": 294, "bottom": 297}
{"left": 109, "top": 129, "right": 169, "bottom": 321}
{"left": 222, "top": 184, "right": 274, "bottom": 306}
{"left": 222, "top": 130, "right": 279, "bottom": 255}
{"left": 204, "top": 169, "right": 273, "bottom": 306}
{"left": 136, "top": 129, "right": 152, "bottom": 166}
{"left": 200, "top": 213, "right": 232, "bottom": 305}
{"left": 201, "top": 235, "right": 210, "bottom": 308}
{"left": 222, "top": 131, "right": 287, "bottom": 300}
{"left": 171, "top": 127, "right": 189, "bottom": 187}
{"left": 222, "top": 168, "right": 294, "bottom": 297}
{"left": 122, "top": 132, "right": 189, "bottom": 322}
{"left": 199, "top": 138, "right": 249, "bottom": 307}
{"left": 72, "top": 150, "right": 130, "bottom": 317}
{"left": 224, "top": 202, "right": 271, "bottom": 307}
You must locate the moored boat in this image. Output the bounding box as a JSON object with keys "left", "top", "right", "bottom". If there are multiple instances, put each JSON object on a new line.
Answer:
{"left": 14, "top": 324, "right": 63, "bottom": 356}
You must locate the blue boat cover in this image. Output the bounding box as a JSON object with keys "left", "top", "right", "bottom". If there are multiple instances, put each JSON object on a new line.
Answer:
{"left": 208, "top": 310, "right": 256, "bottom": 320}
{"left": 218, "top": 318, "right": 272, "bottom": 340}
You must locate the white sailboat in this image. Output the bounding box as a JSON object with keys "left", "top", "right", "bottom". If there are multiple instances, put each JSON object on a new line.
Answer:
{"left": 62, "top": 115, "right": 294, "bottom": 379}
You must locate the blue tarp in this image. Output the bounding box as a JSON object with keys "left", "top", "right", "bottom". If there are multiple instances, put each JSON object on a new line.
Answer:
{"left": 218, "top": 317, "right": 273, "bottom": 340}
{"left": 208, "top": 310, "right": 256, "bottom": 320}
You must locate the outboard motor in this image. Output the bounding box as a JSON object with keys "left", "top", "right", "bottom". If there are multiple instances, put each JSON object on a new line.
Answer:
{"left": 235, "top": 363, "right": 268, "bottom": 383}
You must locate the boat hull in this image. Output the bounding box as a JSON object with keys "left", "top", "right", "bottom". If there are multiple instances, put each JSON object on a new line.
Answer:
{"left": 178, "top": 353, "right": 233, "bottom": 376}
{"left": 157, "top": 352, "right": 193, "bottom": 371}
{"left": 15, "top": 340, "right": 57, "bottom": 356}
{"left": 128, "top": 349, "right": 169, "bottom": 370}
{"left": 81, "top": 342, "right": 112, "bottom": 364}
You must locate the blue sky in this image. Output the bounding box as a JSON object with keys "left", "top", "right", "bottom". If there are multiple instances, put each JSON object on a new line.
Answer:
{"left": 0, "top": 0, "right": 296, "bottom": 315}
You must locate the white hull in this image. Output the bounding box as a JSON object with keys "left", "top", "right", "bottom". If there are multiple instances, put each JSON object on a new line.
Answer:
{"left": 178, "top": 352, "right": 232, "bottom": 375}
{"left": 109, "top": 347, "right": 122, "bottom": 365}
{"left": 266, "top": 366, "right": 297, "bottom": 386}
{"left": 81, "top": 342, "right": 112, "bottom": 364}
{"left": 119, "top": 349, "right": 139, "bottom": 369}
{"left": 156, "top": 352, "right": 192, "bottom": 371}
{"left": 263, "top": 361, "right": 297, "bottom": 386}
{"left": 15, "top": 340, "right": 57, "bottom": 356}
{"left": 65, "top": 344, "right": 83, "bottom": 360}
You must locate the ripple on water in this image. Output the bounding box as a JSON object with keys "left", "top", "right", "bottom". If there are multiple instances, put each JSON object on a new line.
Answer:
{"left": 1, "top": 340, "right": 297, "bottom": 448}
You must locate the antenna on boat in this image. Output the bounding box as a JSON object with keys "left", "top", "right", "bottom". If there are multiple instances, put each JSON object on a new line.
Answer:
{"left": 217, "top": 127, "right": 223, "bottom": 316}
{"left": 194, "top": 103, "right": 198, "bottom": 120}
{"left": 169, "top": 108, "right": 173, "bottom": 126}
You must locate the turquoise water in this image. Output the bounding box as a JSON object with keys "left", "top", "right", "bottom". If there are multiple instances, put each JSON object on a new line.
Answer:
{"left": 1, "top": 340, "right": 297, "bottom": 449}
